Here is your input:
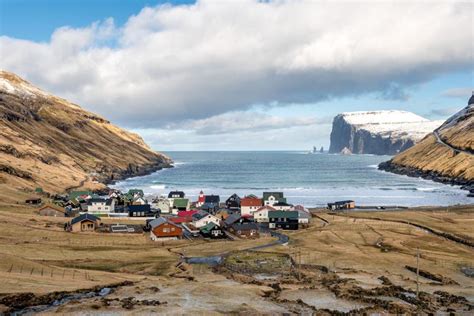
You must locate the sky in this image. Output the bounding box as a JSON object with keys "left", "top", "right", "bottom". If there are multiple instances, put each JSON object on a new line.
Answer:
{"left": 0, "top": 0, "right": 473, "bottom": 151}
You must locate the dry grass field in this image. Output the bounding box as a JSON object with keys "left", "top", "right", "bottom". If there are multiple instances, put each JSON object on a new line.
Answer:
{"left": 0, "top": 201, "right": 473, "bottom": 314}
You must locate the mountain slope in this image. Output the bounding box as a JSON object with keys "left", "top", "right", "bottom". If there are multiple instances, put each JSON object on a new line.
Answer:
{"left": 329, "top": 111, "right": 442, "bottom": 155}
{"left": 0, "top": 71, "right": 172, "bottom": 201}
{"left": 379, "top": 96, "right": 474, "bottom": 188}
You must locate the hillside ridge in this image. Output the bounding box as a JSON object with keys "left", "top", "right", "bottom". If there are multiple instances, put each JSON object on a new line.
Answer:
{"left": 0, "top": 70, "right": 172, "bottom": 202}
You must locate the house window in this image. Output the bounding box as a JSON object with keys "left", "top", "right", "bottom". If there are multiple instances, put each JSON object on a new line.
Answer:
{"left": 171, "top": 227, "right": 175, "bottom": 231}
{"left": 163, "top": 228, "right": 170, "bottom": 233}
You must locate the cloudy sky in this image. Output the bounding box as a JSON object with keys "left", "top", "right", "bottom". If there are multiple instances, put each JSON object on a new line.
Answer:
{"left": 1, "top": 0, "right": 472, "bottom": 150}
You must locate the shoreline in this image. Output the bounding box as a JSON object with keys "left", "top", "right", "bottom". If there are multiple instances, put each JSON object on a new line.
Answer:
{"left": 378, "top": 160, "right": 474, "bottom": 196}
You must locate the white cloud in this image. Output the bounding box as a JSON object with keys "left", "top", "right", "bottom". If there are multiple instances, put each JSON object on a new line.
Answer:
{"left": 165, "top": 111, "right": 324, "bottom": 135}
{"left": 0, "top": 0, "right": 472, "bottom": 129}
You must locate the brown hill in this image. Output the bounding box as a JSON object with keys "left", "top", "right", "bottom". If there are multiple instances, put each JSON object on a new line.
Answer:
{"left": 379, "top": 95, "right": 474, "bottom": 189}
{"left": 0, "top": 71, "right": 172, "bottom": 202}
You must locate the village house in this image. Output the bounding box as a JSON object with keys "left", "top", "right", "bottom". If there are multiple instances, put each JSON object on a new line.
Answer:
{"left": 68, "top": 214, "right": 101, "bottom": 232}
{"left": 131, "top": 196, "right": 147, "bottom": 205}
{"left": 216, "top": 209, "right": 232, "bottom": 220}
{"left": 38, "top": 204, "right": 67, "bottom": 217}
{"left": 327, "top": 200, "right": 355, "bottom": 211}
{"left": 128, "top": 189, "right": 144, "bottom": 198}
{"left": 128, "top": 204, "right": 156, "bottom": 217}
{"left": 196, "top": 190, "right": 205, "bottom": 207}
{"left": 149, "top": 217, "right": 183, "bottom": 241}
{"left": 202, "top": 195, "right": 220, "bottom": 213}
{"left": 223, "top": 213, "right": 253, "bottom": 227}
{"left": 200, "top": 222, "right": 225, "bottom": 239}
{"left": 240, "top": 195, "right": 262, "bottom": 216}
{"left": 273, "top": 201, "right": 293, "bottom": 211}
{"left": 87, "top": 198, "right": 115, "bottom": 215}
{"left": 292, "top": 205, "right": 311, "bottom": 225}
{"left": 253, "top": 205, "right": 276, "bottom": 223}
{"left": 69, "top": 191, "right": 93, "bottom": 201}
{"left": 168, "top": 191, "right": 185, "bottom": 198}
{"left": 193, "top": 212, "right": 221, "bottom": 228}
{"left": 153, "top": 197, "right": 171, "bottom": 214}
{"left": 228, "top": 222, "right": 259, "bottom": 239}
{"left": 268, "top": 211, "right": 299, "bottom": 230}
{"left": 263, "top": 192, "right": 286, "bottom": 206}
{"left": 171, "top": 198, "right": 189, "bottom": 213}
{"left": 225, "top": 194, "right": 240, "bottom": 210}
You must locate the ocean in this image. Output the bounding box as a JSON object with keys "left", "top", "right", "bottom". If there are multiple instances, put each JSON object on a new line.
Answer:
{"left": 111, "top": 151, "right": 471, "bottom": 207}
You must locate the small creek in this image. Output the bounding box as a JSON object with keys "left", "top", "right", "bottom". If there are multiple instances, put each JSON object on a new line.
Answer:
{"left": 11, "top": 287, "right": 112, "bottom": 316}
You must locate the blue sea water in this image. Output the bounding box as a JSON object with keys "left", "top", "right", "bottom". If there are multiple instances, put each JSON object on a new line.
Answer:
{"left": 111, "top": 151, "right": 472, "bottom": 207}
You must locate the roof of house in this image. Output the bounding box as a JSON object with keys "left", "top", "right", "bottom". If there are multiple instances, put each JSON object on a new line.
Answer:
{"left": 39, "top": 204, "right": 66, "bottom": 213}
{"left": 231, "top": 222, "right": 258, "bottom": 232}
{"left": 128, "top": 204, "right": 151, "bottom": 212}
{"left": 128, "top": 189, "right": 144, "bottom": 195}
{"left": 69, "top": 191, "right": 92, "bottom": 200}
{"left": 226, "top": 194, "right": 240, "bottom": 202}
{"left": 192, "top": 211, "right": 208, "bottom": 221}
{"left": 173, "top": 198, "right": 189, "bottom": 208}
{"left": 273, "top": 201, "right": 292, "bottom": 207}
{"left": 149, "top": 217, "right": 180, "bottom": 229}
{"left": 241, "top": 196, "right": 262, "bottom": 207}
{"left": 169, "top": 217, "right": 191, "bottom": 224}
{"left": 204, "top": 195, "right": 220, "bottom": 203}
{"left": 297, "top": 209, "right": 311, "bottom": 219}
{"left": 224, "top": 213, "right": 242, "bottom": 226}
{"left": 255, "top": 205, "right": 276, "bottom": 212}
{"left": 268, "top": 211, "right": 299, "bottom": 219}
{"left": 263, "top": 192, "right": 284, "bottom": 200}
{"left": 178, "top": 210, "right": 198, "bottom": 217}
{"left": 88, "top": 198, "right": 113, "bottom": 206}
{"left": 71, "top": 213, "right": 100, "bottom": 225}
{"left": 168, "top": 191, "right": 185, "bottom": 198}
{"left": 328, "top": 200, "right": 355, "bottom": 205}
{"left": 200, "top": 222, "right": 221, "bottom": 234}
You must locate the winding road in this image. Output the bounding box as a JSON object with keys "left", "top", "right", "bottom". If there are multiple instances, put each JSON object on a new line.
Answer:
{"left": 184, "top": 230, "right": 289, "bottom": 265}
{"left": 433, "top": 130, "right": 474, "bottom": 156}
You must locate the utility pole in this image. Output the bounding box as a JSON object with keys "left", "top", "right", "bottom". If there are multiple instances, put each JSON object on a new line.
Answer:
{"left": 416, "top": 248, "right": 420, "bottom": 299}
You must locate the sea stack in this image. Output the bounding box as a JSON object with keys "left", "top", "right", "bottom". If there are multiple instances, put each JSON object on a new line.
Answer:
{"left": 329, "top": 111, "right": 443, "bottom": 155}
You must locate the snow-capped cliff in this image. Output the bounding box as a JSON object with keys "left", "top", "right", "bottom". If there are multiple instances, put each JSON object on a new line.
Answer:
{"left": 329, "top": 110, "right": 443, "bottom": 155}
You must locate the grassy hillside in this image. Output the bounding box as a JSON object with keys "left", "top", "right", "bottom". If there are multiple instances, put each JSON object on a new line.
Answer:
{"left": 0, "top": 71, "right": 171, "bottom": 202}
{"left": 380, "top": 99, "right": 474, "bottom": 185}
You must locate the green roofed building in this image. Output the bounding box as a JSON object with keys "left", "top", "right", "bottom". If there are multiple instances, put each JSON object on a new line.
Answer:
{"left": 199, "top": 222, "right": 224, "bottom": 239}
{"left": 128, "top": 189, "right": 144, "bottom": 197}
{"left": 172, "top": 198, "right": 189, "bottom": 211}
{"left": 263, "top": 192, "right": 286, "bottom": 206}
{"left": 268, "top": 210, "right": 299, "bottom": 230}
{"left": 69, "top": 191, "right": 92, "bottom": 200}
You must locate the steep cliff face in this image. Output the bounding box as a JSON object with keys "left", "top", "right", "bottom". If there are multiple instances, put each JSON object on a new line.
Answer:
{"left": 329, "top": 111, "right": 443, "bottom": 155}
{"left": 0, "top": 71, "right": 172, "bottom": 201}
{"left": 379, "top": 96, "right": 474, "bottom": 188}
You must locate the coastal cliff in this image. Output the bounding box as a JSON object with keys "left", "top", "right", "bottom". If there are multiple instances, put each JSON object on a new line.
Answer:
{"left": 0, "top": 71, "right": 172, "bottom": 201}
{"left": 329, "top": 111, "right": 442, "bottom": 155}
{"left": 379, "top": 95, "right": 474, "bottom": 189}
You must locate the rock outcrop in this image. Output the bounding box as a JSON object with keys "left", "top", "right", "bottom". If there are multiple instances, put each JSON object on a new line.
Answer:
{"left": 329, "top": 111, "right": 443, "bottom": 155}
{"left": 0, "top": 71, "right": 172, "bottom": 200}
{"left": 379, "top": 95, "right": 474, "bottom": 190}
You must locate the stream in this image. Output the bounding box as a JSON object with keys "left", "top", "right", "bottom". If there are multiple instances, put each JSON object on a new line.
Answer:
{"left": 10, "top": 287, "right": 112, "bottom": 315}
